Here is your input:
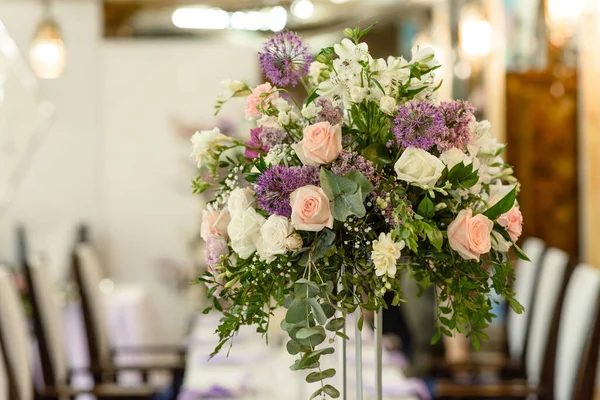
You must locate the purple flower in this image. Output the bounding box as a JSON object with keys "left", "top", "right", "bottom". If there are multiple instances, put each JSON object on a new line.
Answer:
{"left": 316, "top": 97, "right": 343, "bottom": 126}
{"left": 331, "top": 151, "right": 379, "bottom": 191}
{"left": 393, "top": 100, "right": 446, "bottom": 152}
{"left": 260, "top": 127, "right": 290, "bottom": 147}
{"left": 255, "top": 165, "right": 320, "bottom": 216}
{"left": 245, "top": 127, "right": 269, "bottom": 159}
{"left": 205, "top": 236, "right": 229, "bottom": 267}
{"left": 436, "top": 100, "right": 475, "bottom": 152}
{"left": 259, "top": 31, "right": 312, "bottom": 87}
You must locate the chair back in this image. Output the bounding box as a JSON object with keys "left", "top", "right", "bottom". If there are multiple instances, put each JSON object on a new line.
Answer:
{"left": 72, "top": 244, "right": 112, "bottom": 373}
{"left": 24, "top": 257, "right": 69, "bottom": 388}
{"left": 525, "top": 247, "right": 570, "bottom": 384}
{"left": 0, "top": 267, "right": 33, "bottom": 400}
{"left": 506, "top": 237, "right": 545, "bottom": 359}
{"left": 553, "top": 264, "right": 600, "bottom": 400}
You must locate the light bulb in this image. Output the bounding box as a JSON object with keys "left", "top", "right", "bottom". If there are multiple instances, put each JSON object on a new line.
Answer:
{"left": 29, "top": 19, "right": 66, "bottom": 79}
{"left": 291, "top": 0, "right": 314, "bottom": 20}
{"left": 459, "top": 18, "right": 492, "bottom": 57}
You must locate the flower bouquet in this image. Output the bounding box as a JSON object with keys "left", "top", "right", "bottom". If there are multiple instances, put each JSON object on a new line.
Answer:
{"left": 192, "top": 26, "right": 526, "bottom": 399}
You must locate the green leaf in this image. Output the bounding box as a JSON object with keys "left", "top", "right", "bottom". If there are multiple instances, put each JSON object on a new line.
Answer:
{"left": 335, "top": 331, "right": 350, "bottom": 340}
{"left": 306, "top": 368, "right": 336, "bottom": 383}
{"left": 344, "top": 170, "right": 374, "bottom": 202}
{"left": 513, "top": 244, "right": 531, "bottom": 262}
{"left": 325, "top": 317, "right": 345, "bottom": 332}
{"left": 307, "top": 298, "right": 328, "bottom": 325}
{"left": 280, "top": 319, "right": 307, "bottom": 332}
{"left": 296, "top": 326, "right": 326, "bottom": 340}
{"left": 430, "top": 329, "right": 441, "bottom": 345}
{"left": 425, "top": 226, "right": 444, "bottom": 251}
{"left": 507, "top": 297, "right": 525, "bottom": 314}
{"left": 417, "top": 196, "right": 434, "bottom": 219}
{"left": 483, "top": 187, "right": 516, "bottom": 220}
{"left": 305, "top": 347, "right": 335, "bottom": 358}
{"left": 295, "top": 279, "right": 320, "bottom": 298}
{"left": 357, "top": 314, "right": 364, "bottom": 331}
{"left": 286, "top": 340, "right": 302, "bottom": 355}
{"left": 311, "top": 229, "right": 336, "bottom": 262}
{"left": 305, "top": 88, "right": 320, "bottom": 106}
{"left": 320, "top": 168, "right": 366, "bottom": 221}
{"left": 309, "top": 388, "right": 324, "bottom": 400}
{"left": 471, "top": 335, "right": 481, "bottom": 351}
{"left": 323, "top": 384, "right": 340, "bottom": 398}
{"left": 286, "top": 298, "right": 309, "bottom": 323}
{"left": 362, "top": 143, "right": 393, "bottom": 166}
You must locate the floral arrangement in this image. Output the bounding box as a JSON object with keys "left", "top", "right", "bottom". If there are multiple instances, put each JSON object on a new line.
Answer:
{"left": 192, "top": 26, "right": 526, "bottom": 399}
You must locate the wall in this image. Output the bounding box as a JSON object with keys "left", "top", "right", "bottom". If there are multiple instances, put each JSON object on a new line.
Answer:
{"left": 0, "top": 0, "right": 259, "bottom": 340}
{"left": 0, "top": 1, "right": 102, "bottom": 281}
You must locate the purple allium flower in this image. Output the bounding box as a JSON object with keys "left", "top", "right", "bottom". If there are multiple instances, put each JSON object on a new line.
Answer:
{"left": 260, "top": 127, "right": 290, "bottom": 147}
{"left": 245, "top": 127, "right": 269, "bottom": 159}
{"left": 436, "top": 100, "right": 476, "bottom": 152}
{"left": 259, "top": 31, "right": 312, "bottom": 87}
{"left": 316, "top": 97, "right": 343, "bottom": 126}
{"left": 393, "top": 100, "right": 446, "bottom": 151}
{"left": 331, "top": 151, "right": 379, "bottom": 191}
{"left": 255, "top": 165, "right": 320, "bottom": 216}
{"left": 205, "top": 236, "right": 229, "bottom": 267}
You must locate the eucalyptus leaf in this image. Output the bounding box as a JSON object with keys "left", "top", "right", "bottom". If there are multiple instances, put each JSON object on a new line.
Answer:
{"left": 323, "top": 385, "right": 340, "bottom": 398}
{"left": 311, "top": 229, "right": 336, "bottom": 262}
{"left": 296, "top": 326, "right": 326, "bottom": 340}
{"left": 308, "top": 298, "right": 328, "bottom": 325}
{"left": 320, "top": 168, "right": 366, "bottom": 221}
{"left": 326, "top": 317, "right": 345, "bottom": 331}
{"left": 306, "top": 368, "right": 336, "bottom": 383}
{"left": 286, "top": 298, "right": 309, "bottom": 324}
{"left": 286, "top": 340, "right": 302, "bottom": 355}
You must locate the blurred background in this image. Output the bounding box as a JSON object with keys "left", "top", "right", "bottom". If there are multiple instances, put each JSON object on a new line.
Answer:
{"left": 0, "top": 0, "right": 599, "bottom": 399}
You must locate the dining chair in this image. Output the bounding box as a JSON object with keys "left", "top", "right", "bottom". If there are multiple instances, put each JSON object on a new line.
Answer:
{"left": 0, "top": 266, "right": 158, "bottom": 400}
{"left": 434, "top": 263, "right": 600, "bottom": 399}
{"left": 72, "top": 242, "right": 185, "bottom": 395}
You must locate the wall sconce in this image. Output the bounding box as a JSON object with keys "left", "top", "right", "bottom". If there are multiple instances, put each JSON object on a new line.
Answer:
{"left": 29, "top": 1, "right": 66, "bottom": 79}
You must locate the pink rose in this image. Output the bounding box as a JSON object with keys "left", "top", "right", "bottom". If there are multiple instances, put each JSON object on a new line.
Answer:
{"left": 290, "top": 185, "right": 334, "bottom": 232}
{"left": 292, "top": 122, "right": 342, "bottom": 166}
{"left": 448, "top": 208, "right": 493, "bottom": 261}
{"left": 245, "top": 83, "right": 277, "bottom": 119}
{"left": 201, "top": 206, "right": 231, "bottom": 241}
{"left": 205, "top": 236, "right": 229, "bottom": 267}
{"left": 497, "top": 206, "right": 523, "bottom": 242}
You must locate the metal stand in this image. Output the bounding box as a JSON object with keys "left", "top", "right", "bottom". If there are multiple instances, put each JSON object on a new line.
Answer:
{"left": 354, "top": 308, "right": 363, "bottom": 400}
{"left": 374, "top": 310, "right": 383, "bottom": 400}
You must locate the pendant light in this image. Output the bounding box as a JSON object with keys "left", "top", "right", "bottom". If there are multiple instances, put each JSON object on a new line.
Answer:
{"left": 29, "top": 0, "right": 66, "bottom": 79}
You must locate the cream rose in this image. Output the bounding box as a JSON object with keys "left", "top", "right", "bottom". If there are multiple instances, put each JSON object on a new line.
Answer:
{"left": 292, "top": 122, "right": 343, "bottom": 166}
{"left": 227, "top": 188, "right": 255, "bottom": 217}
{"left": 227, "top": 208, "right": 265, "bottom": 259}
{"left": 200, "top": 206, "right": 231, "bottom": 241}
{"left": 497, "top": 206, "right": 523, "bottom": 242}
{"left": 350, "top": 86, "right": 368, "bottom": 103}
{"left": 286, "top": 233, "right": 303, "bottom": 251}
{"left": 447, "top": 209, "right": 494, "bottom": 261}
{"left": 394, "top": 147, "right": 445, "bottom": 188}
{"left": 371, "top": 232, "right": 405, "bottom": 278}
{"left": 190, "top": 128, "right": 230, "bottom": 168}
{"left": 245, "top": 83, "right": 277, "bottom": 119}
{"left": 379, "top": 95, "right": 397, "bottom": 115}
{"left": 290, "top": 185, "right": 334, "bottom": 232}
{"left": 257, "top": 215, "right": 292, "bottom": 262}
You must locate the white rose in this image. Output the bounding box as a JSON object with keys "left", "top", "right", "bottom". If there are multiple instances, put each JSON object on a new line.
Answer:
{"left": 256, "top": 215, "right": 292, "bottom": 262}
{"left": 371, "top": 232, "right": 405, "bottom": 278}
{"left": 440, "top": 148, "right": 480, "bottom": 170}
{"left": 379, "top": 95, "right": 397, "bottom": 115}
{"left": 189, "top": 128, "right": 230, "bottom": 168}
{"left": 227, "top": 188, "right": 255, "bottom": 216}
{"left": 301, "top": 102, "right": 318, "bottom": 119}
{"left": 227, "top": 208, "right": 265, "bottom": 259}
{"left": 394, "top": 147, "right": 445, "bottom": 188}
{"left": 286, "top": 233, "right": 303, "bottom": 251}
{"left": 278, "top": 111, "right": 291, "bottom": 126}
{"left": 350, "top": 86, "right": 368, "bottom": 103}
{"left": 410, "top": 46, "right": 438, "bottom": 69}
{"left": 272, "top": 97, "right": 291, "bottom": 113}
{"left": 491, "top": 231, "right": 513, "bottom": 252}
{"left": 309, "top": 61, "right": 328, "bottom": 83}
{"left": 469, "top": 122, "right": 504, "bottom": 158}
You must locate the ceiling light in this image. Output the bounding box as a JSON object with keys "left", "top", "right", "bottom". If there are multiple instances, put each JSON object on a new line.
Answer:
{"left": 230, "top": 11, "right": 248, "bottom": 30}
{"left": 246, "top": 11, "right": 266, "bottom": 31}
{"left": 459, "top": 18, "right": 492, "bottom": 57}
{"left": 268, "top": 6, "right": 287, "bottom": 32}
{"left": 291, "top": 0, "right": 314, "bottom": 20}
{"left": 330, "top": 0, "right": 352, "bottom": 3}
{"left": 29, "top": 1, "right": 66, "bottom": 80}
{"left": 172, "top": 7, "right": 230, "bottom": 30}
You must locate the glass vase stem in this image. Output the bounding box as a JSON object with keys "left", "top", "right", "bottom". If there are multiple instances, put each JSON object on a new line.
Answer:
{"left": 374, "top": 309, "right": 383, "bottom": 400}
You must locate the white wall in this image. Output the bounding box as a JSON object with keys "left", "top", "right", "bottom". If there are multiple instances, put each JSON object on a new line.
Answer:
{"left": 0, "top": 1, "right": 102, "bottom": 280}
{"left": 0, "top": 0, "right": 259, "bottom": 340}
